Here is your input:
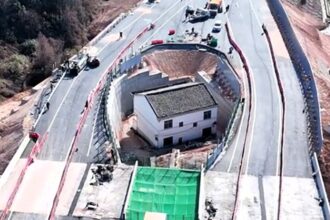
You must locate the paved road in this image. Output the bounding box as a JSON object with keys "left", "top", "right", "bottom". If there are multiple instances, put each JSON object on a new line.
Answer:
{"left": 213, "top": 0, "right": 312, "bottom": 178}
{"left": 213, "top": 0, "right": 281, "bottom": 176}
{"left": 252, "top": 0, "right": 312, "bottom": 177}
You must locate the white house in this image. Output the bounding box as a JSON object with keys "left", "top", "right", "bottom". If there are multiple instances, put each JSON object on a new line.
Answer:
{"left": 133, "top": 82, "right": 218, "bottom": 148}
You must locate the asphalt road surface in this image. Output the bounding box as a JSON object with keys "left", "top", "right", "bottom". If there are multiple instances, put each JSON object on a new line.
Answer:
{"left": 213, "top": 0, "right": 312, "bottom": 178}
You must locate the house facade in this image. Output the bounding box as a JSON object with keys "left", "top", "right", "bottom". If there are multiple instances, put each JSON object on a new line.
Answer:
{"left": 133, "top": 82, "right": 218, "bottom": 148}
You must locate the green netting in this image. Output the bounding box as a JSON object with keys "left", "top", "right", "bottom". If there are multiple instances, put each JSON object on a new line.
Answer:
{"left": 126, "top": 167, "right": 200, "bottom": 220}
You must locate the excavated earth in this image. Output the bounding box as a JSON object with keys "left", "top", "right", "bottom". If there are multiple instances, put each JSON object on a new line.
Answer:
{"left": 143, "top": 50, "right": 219, "bottom": 78}
{"left": 121, "top": 50, "right": 221, "bottom": 167}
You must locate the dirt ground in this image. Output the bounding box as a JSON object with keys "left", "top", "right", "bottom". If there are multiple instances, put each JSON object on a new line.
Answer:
{"left": 144, "top": 50, "right": 218, "bottom": 78}
{"left": 88, "top": 0, "right": 141, "bottom": 39}
{"left": 0, "top": 86, "right": 43, "bottom": 174}
{"left": 282, "top": 1, "right": 330, "bottom": 197}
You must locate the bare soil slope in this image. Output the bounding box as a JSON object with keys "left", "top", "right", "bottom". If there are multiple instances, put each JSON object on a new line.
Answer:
{"left": 88, "top": 0, "right": 141, "bottom": 38}
{"left": 144, "top": 51, "right": 218, "bottom": 78}
{"left": 0, "top": 86, "right": 42, "bottom": 174}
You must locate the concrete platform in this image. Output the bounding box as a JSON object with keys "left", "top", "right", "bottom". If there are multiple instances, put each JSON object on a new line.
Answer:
{"left": 204, "top": 171, "right": 323, "bottom": 220}
{"left": 0, "top": 159, "right": 86, "bottom": 215}
{"left": 204, "top": 171, "right": 237, "bottom": 220}
{"left": 73, "top": 165, "right": 133, "bottom": 219}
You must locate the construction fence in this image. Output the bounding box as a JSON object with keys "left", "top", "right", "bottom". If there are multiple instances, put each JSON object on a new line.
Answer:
{"left": 205, "top": 99, "right": 242, "bottom": 170}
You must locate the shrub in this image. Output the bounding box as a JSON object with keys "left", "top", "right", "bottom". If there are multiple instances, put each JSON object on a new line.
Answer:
{"left": 19, "top": 39, "right": 37, "bottom": 56}
{"left": 0, "top": 54, "right": 30, "bottom": 81}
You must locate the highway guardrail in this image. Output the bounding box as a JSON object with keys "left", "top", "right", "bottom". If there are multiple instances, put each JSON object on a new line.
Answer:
{"left": 223, "top": 22, "right": 254, "bottom": 220}
{"left": 266, "top": 0, "right": 323, "bottom": 155}
{"left": 311, "top": 152, "right": 330, "bottom": 219}
{"left": 267, "top": 0, "right": 328, "bottom": 218}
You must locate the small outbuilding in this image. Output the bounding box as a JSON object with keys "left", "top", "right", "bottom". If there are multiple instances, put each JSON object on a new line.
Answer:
{"left": 133, "top": 82, "right": 218, "bottom": 148}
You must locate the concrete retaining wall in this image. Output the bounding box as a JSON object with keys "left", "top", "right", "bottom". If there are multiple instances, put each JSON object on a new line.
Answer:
{"left": 142, "top": 44, "right": 242, "bottom": 100}
{"left": 107, "top": 68, "right": 191, "bottom": 136}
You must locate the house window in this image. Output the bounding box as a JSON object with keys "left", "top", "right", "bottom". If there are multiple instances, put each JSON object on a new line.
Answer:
{"left": 163, "top": 137, "right": 173, "bottom": 147}
{"left": 204, "top": 110, "right": 212, "bottom": 120}
{"left": 178, "top": 137, "right": 183, "bottom": 144}
{"left": 164, "top": 120, "right": 173, "bottom": 129}
{"left": 179, "top": 122, "right": 184, "bottom": 127}
{"left": 193, "top": 122, "right": 198, "bottom": 127}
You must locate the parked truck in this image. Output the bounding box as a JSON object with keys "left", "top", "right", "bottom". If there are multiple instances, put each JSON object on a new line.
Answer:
{"left": 69, "top": 53, "right": 88, "bottom": 76}
{"left": 207, "top": 0, "right": 223, "bottom": 16}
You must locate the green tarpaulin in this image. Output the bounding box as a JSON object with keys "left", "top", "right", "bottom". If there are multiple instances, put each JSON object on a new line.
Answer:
{"left": 126, "top": 167, "right": 200, "bottom": 220}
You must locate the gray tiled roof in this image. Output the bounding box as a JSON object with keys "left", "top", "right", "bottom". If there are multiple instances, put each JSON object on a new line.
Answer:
{"left": 144, "top": 83, "right": 217, "bottom": 119}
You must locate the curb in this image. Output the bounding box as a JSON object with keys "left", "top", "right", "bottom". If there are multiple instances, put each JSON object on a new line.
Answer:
{"left": 0, "top": 136, "right": 30, "bottom": 190}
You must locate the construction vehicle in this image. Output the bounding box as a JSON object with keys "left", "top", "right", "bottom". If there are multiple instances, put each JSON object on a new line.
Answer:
{"left": 189, "top": 8, "right": 210, "bottom": 23}
{"left": 207, "top": 0, "right": 223, "bottom": 17}
{"left": 68, "top": 53, "right": 88, "bottom": 76}
{"left": 87, "top": 56, "right": 100, "bottom": 68}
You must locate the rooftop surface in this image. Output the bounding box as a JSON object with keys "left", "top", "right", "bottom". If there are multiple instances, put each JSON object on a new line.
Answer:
{"left": 142, "top": 83, "right": 217, "bottom": 119}
{"left": 126, "top": 167, "right": 201, "bottom": 220}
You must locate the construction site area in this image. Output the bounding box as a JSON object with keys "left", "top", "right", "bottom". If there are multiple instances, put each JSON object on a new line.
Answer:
{"left": 108, "top": 48, "right": 241, "bottom": 169}
{"left": 0, "top": 0, "right": 329, "bottom": 219}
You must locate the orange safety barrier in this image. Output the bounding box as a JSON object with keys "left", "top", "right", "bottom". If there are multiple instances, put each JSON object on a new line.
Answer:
{"left": 151, "top": 39, "right": 164, "bottom": 45}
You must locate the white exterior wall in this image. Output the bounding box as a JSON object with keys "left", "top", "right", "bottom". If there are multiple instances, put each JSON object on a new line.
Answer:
{"left": 134, "top": 95, "right": 218, "bottom": 148}
{"left": 133, "top": 95, "right": 159, "bottom": 146}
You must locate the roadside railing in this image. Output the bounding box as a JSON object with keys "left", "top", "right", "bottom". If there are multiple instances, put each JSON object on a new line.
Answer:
{"left": 266, "top": 0, "right": 323, "bottom": 155}
{"left": 311, "top": 152, "right": 330, "bottom": 219}
{"left": 266, "top": 0, "right": 329, "bottom": 218}
{"left": 205, "top": 99, "right": 242, "bottom": 170}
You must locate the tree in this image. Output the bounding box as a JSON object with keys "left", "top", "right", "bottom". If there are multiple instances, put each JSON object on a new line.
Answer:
{"left": 0, "top": 54, "right": 30, "bottom": 82}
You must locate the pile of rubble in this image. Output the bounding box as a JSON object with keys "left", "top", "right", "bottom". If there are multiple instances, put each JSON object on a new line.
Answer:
{"left": 204, "top": 198, "right": 217, "bottom": 220}
{"left": 90, "top": 164, "right": 114, "bottom": 186}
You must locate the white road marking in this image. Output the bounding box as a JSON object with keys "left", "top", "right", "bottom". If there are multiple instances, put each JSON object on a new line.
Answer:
{"left": 86, "top": 100, "right": 102, "bottom": 157}
{"left": 121, "top": 5, "right": 157, "bottom": 32}
{"left": 33, "top": 71, "right": 66, "bottom": 127}
{"left": 225, "top": 3, "right": 258, "bottom": 176}
{"left": 95, "top": 4, "right": 158, "bottom": 55}
{"left": 243, "top": 59, "right": 257, "bottom": 175}
{"left": 227, "top": 82, "right": 247, "bottom": 172}
{"left": 7, "top": 212, "right": 13, "bottom": 220}
{"left": 46, "top": 77, "right": 79, "bottom": 133}
{"left": 248, "top": 0, "right": 282, "bottom": 176}
{"left": 96, "top": 0, "right": 183, "bottom": 56}
{"left": 140, "top": 4, "right": 187, "bottom": 46}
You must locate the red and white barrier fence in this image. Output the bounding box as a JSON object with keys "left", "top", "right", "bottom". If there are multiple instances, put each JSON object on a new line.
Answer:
{"left": 262, "top": 25, "right": 286, "bottom": 220}
{"left": 224, "top": 23, "right": 253, "bottom": 220}
{"left": 0, "top": 133, "right": 48, "bottom": 220}
{"left": 47, "top": 26, "right": 150, "bottom": 220}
